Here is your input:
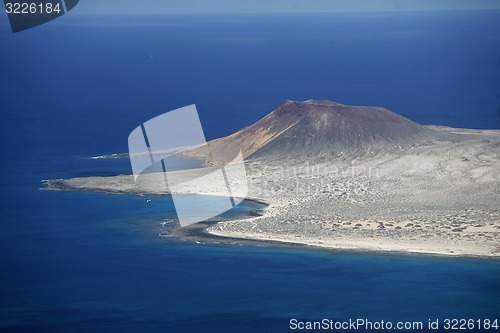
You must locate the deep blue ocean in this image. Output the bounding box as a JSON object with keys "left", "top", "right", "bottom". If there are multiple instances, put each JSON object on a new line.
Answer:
{"left": 1, "top": 11, "right": 500, "bottom": 332}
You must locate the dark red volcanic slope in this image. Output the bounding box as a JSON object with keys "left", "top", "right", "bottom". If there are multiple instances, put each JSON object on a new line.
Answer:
{"left": 186, "top": 99, "right": 440, "bottom": 162}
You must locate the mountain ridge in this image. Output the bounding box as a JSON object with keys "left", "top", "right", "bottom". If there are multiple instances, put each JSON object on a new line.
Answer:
{"left": 185, "top": 99, "right": 442, "bottom": 163}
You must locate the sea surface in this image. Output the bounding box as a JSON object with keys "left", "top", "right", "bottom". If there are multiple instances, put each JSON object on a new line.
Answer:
{"left": 1, "top": 11, "right": 500, "bottom": 332}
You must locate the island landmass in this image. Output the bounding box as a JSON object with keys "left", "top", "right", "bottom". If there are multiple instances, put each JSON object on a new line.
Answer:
{"left": 43, "top": 100, "right": 500, "bottom": 257}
